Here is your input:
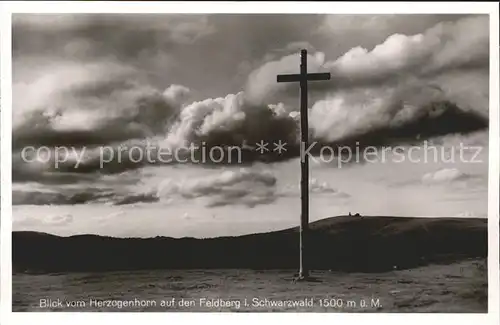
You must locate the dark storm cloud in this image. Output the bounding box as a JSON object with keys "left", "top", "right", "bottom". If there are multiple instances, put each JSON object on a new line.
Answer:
{"left": 12, "top": 14, "right": 324, "bottom": 98}
{"left": 12, "top": 14, "right": 215, "bottom": 61}
{"left": 13, "top": 73, "right": 186, "bottom": 149}
{"left": 12, "top": 188, "right": 112, "bottom": 205}
{"left": 13, "top": 14, "right": 473, "bottom": 98}
{"left": 12, "top": 168, "right": 281, "bottom": 208}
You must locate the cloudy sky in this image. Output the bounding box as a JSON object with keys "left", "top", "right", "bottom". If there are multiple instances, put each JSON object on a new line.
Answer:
{"left": 12, "top": 14, "right": 490, "bottom": 238}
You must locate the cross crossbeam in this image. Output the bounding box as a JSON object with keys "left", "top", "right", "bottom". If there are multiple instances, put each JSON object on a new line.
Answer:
{"left": 277, "top": 49, "right": 331, "bottom": 280}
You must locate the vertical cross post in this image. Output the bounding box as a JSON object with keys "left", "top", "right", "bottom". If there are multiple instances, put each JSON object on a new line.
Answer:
{"left": 277, "top": 49, "right": 331, "bottom": 280}
{"left": 299, "top": 50, "right": 309, "bottom": 279}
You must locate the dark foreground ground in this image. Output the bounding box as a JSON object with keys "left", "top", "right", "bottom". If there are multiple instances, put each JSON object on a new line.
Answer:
{"left": 13, "top": 216, "right": 487, "bottom": 273}
{"left": 13, "top": 259, "right": 487, "bottom": 312}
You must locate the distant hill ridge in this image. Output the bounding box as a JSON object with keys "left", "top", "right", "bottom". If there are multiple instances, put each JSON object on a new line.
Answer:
{"left": 12, "top": 216, "right": 487, "bottom": 274}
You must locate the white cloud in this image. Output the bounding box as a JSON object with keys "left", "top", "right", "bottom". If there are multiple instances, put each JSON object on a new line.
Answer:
{"left": 163, "top": 84, "right": 192, "bottom": 107}
{"left": 280, "top": 178, "right": 349, "bottom": 197}
{"left": 245, "top": 15, "right": 488, "bottom": 106}
{"left": 156, "top": 168, "right": 278, "bottom": 208}
{"left": 16, "top": 213, "right": 74, "bottom": 227}
{"left": 326, "top": 15, "right": 488, "bottom": 79}
{"left": 422, "top": 168, "right": 470, "bottom": 184}
{"left": 46, "top": 214, "right": 74, "bottom": 226}
{"left": 309, "top": 82, "right": 444, "bottom": 142}
{"left": 13, "top": 61, "right": 186, "bottom": 149}
{"left": 245, "top": 51, "right": 326, "bottom": 104}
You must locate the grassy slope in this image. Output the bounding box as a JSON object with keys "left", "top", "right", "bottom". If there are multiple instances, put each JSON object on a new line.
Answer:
{"left": 12, "top": 216, "right": 487, "bottom": 273}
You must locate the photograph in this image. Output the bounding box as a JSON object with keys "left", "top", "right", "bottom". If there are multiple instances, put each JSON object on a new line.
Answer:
{"left": 7, "top": 9, "right": 494, "bottom": 313}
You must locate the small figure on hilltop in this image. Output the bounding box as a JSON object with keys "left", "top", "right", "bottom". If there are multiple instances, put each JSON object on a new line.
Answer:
{"left": 348, "top": 212, "right": 362, "bottom": 218}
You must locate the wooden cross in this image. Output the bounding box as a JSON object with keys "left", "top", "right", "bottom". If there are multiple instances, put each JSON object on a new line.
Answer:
{"left": 277, "top": 49, "right": 330, "bottom": 280}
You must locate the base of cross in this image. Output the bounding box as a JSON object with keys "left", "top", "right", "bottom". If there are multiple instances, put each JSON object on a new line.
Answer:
{"left": 292, "top": 272, "right": 321, "bottom": 283}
